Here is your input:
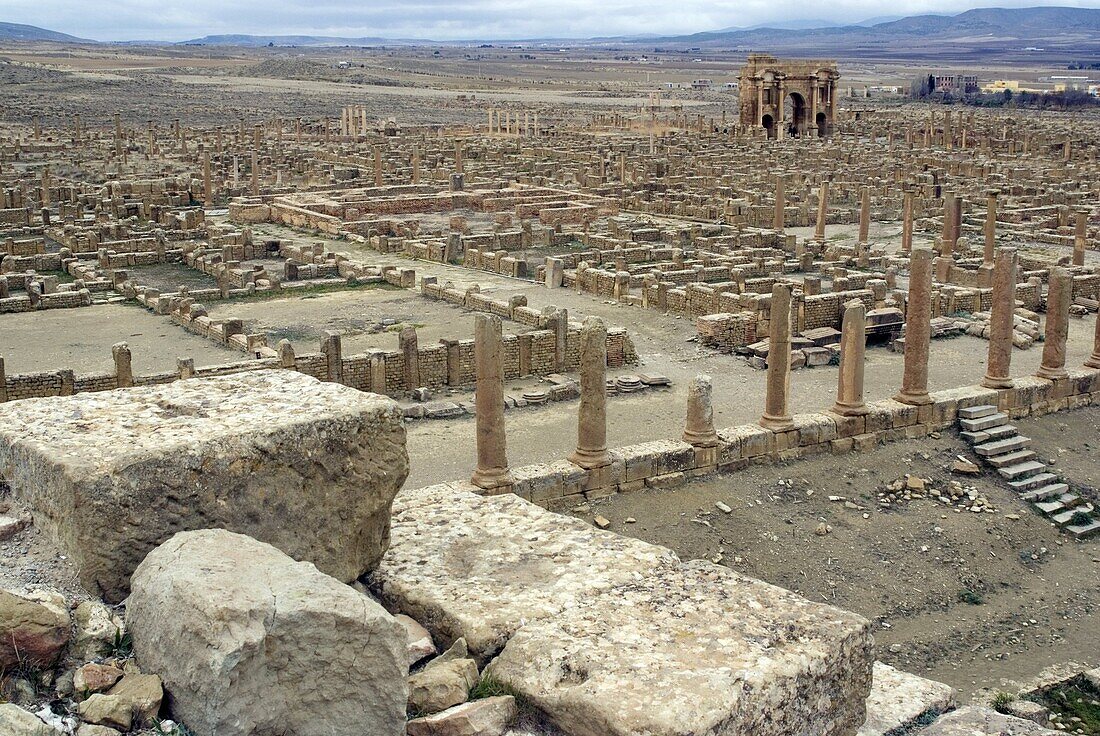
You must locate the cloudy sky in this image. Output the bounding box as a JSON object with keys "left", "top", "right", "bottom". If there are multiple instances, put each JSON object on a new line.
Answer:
{"left": 9, "top": 0, "right": 1099, "bottom": 42}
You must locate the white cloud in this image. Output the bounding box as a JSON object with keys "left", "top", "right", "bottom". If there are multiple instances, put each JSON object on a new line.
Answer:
{"left": 8, "top": 0, "right": 1100, "bottom": 42}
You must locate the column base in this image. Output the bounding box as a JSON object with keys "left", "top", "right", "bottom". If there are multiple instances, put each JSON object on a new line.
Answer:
{"left": 893, "top": 390, "right": 932, "bottom": 406}
{"left": 568, "top": 448, "right": 611, "bottom": 470}
{"left": 1035, "top": 367, "right": 1068, "bottom": 381}
{"left": 682, "top": 430, "right": 720, "bottom": 447}
{"left": 471, "top": 467, "right": 514, "bottom": 490}
{"left": 1085, "top": 355, "right": 1100, "bottom": 369}
{"left": 830, "top": 402, "right": 868, "bottom": 417}
{"left": 759, "top": 413, "right": 794, "bottom": 431}
{"left": 980, "top": 375, "right": 1013, "bottom": 389}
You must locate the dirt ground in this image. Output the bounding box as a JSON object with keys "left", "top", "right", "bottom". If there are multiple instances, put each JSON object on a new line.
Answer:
{"left": 576, "top": 407, "right": 1100, "bottom": 701}
{"left": 0, "top": 303, "right": 238, "bottom": 374}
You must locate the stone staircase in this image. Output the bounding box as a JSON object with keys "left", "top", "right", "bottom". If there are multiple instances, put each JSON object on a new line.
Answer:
{"left": 959, "top": 405, "right": 1100, "bottom": 540}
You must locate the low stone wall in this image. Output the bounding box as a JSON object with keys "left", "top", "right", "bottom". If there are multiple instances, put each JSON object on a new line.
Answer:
{"left": 486, "top": 370, "right": 1100, "bottom": 509}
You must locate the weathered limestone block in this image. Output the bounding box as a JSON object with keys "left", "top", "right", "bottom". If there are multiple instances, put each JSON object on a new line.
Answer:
{"left": 408, "top": 656, "right": 479, "bottom": 715}
{"left": 486, "top": 559, "right": 872, "bottom": 736}
{"left": 920, "top": 706, "right": 1060, "bottom": 735}
{"left": 0, "top": 371, "right": 407, "bottom": 601}
{"left": 371, "top": 484, "right": 676, "bottom": 661}
{"left": 858, "top": 662, "right": 956, "bottom": 736}
{"left": 373, "top": 485, "right": 873, "bottom": 736}
{"left": 127, "top": 529, "right": 407, "bottom": 736}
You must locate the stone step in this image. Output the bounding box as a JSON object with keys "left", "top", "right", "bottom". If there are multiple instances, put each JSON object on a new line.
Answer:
{"left": 983, "top": 424, "right": 1019, "bottom": 441}
{"left": 958, "top": 405, "right": 998, "bottom": 420}
{"left": 960, "top": 430, "right": 990, "bottom": 444}
{"left": 960, "top": 413, "right": 1009, "bottom": 432}
{"left": 1009, "top": 472, "right": 1059, "bottom": 491}
{"left": 987, "top": 450, "right": 1037, "bottom": 468}
{"left": 1051, "top": 504, "right": 1094, "bottom": 526}
{"left": 975, "top": 436, "right": 1031, "bottom": 457}
{"left": 1019, "top": 483, "right": 1070, "bottom": 503}
{"left": 1066, "top": 519, "right": 1100, "bottom": 539}
{"left": 997, "top": 460, "right": 1046, "bottom": 481}
{"left": 1035, "top": 494, "right": 1080, "bottom": 515}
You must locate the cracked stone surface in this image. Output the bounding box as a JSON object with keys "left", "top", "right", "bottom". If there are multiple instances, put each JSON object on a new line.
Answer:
{"left": 0, "top": 370, "right": 407, "bottom": 601}
{"left": 372, "top": 483, "right": 873, "bottom": 736}
{"left": 127, "top": 529, "right": 407, "bottom": 736}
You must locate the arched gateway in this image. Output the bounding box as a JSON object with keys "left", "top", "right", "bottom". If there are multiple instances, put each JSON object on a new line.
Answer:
{"left": 738, "top": 54, "right": 840, "bottom": 138}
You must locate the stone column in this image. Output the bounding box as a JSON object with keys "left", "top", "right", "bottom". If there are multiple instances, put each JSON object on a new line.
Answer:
{"left": 471, "top": 314, "right": 512, "bottom": 489}
{"left": 940, "top": 191, "right": 955, "bottom": 254}
{"left": 682, "top": 374, "right": 719, "bottom": 446}
{"left": 250, "top": 150, "right": 260, "bottom": 195}
{"left": 373, "top": 146, "right": 383, "bottom": 187}
{"left": 895, "top": 247, "right": 933, "bottom": 405}
{"left": 981, "top": 247, "right": 1018, "bottom": 389}
{"left": 0, "top": 356, "right": 7, "bottom": 402}
{"left": 399, "top": 326, "right": 420, "bottom": 390}
{"left": 832, "top": 299, "right": 868, "bottom": 416}
{"left": 1085, "top": 307, "right": 1100, "bottom": 369}
{"left": 321, "top": 331, "right": 343, "bottom": 383}
{"left": 113, "top": 342, "right": 134, "bottom": 388}
{"left": 760, "top": 283, "right": 794, "bottom": 430}
{"left": 1037, "top": 268, "right": 1072, "bottom": 381}
{"left": 814, "top": 181, "right": 829, "bottom": 242}
{"left": 412, "top": 145, "right": 421, "bottom": 184}
{"left": 773, "top": 175, "right": 785, "bottom": 232}
{"left": 1073, "top": 209, "right": 1088, "bottom": 267}
{"left": 568, "top": 316, "right": 610, "bottom": 469}
{"left": 983, "top": 190, "right": 999, "bottom": 265}
{"left": 454, "top": 140, "right": 464, "bottom": 174}
{"left": 203, "top": 151, "right": 213, "bottom": 205}
{"left": 857, "top": 186, "right": 870, "bottom": 244}
{"left": 901, "top": 190, "right": 913, "bottom": 255}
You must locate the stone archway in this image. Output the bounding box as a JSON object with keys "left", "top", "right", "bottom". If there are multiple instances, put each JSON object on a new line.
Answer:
{"left": 739, "top": 54, "right": 839, "bottom": 138}
{"left": 761, "top": 114, "right": 775, "bottom": 139}
{"left": 784, "top": 92, "right": 807, "bottom": 137}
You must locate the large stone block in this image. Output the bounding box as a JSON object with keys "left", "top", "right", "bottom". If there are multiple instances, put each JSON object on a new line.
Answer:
{"left": 371, "top": 484, "right": 676, "bottom": 661}
{"left": 920, "top": 706, "right": 1060, "bottom": 735}
{"left": 0, "top": 371, "right": 407, "bottom": 602}
{"left": 373, "top": 485, "right": 873, "bottom": 736}
{"left": 858, "top": 662, "right": 956, "bottom": 736}
{"left": 127, "top": 529, "right": 407, "bottom": 736}
{"left": 486, "top": 559, "right": 872, "bottom": 736}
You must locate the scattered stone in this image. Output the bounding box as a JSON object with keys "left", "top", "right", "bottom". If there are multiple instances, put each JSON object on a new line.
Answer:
{"left": 73, "top": 664, "right": 124, "bottom": 697}
{"left": 408, "top": 657, "right": 480, "bottom": 715}
{"left": 1003, "top": 699, "right": 1051, "bottom": 727}
{"left": 0, "top": 587, "right": 70, "bottom": 669}
{"left": 126, "top": 529, "right": 407, "bottom": 736}
{"left": 0, "top": 704, "right": 59, "bottom": 736}
{"left": 593, "top": 515, "right": 611, "bottom": 529}
{"left": 77, "top": 693, "right": 133, "bottom": 731}
{"left": 715, "top": 501, "right": 733, "bottom": 514}
{"left": 952, "top": 457, "right": 981, "bottom": 476}
{"left": 815, "top": 522, "right": 831, "bottom": 536}
{"left": 0, "top": 514, "right": 28, "bottom": 541}
{"left": 71, "top": 601, "right": 124, "bottom": 662}
{"left": 919, "top": 705, "right": 1060, "bottom": 735}
{"left": 397, "top": 613, "right": 438, "bottom": 666}
{"left": 905, "top": 475, "right": 925, "bottom": 491}
{"left": 407, "top": 696, "right": 518, "bottom": 736}
{"left": 75, "top": 725, "right": 122, "bottom": 736}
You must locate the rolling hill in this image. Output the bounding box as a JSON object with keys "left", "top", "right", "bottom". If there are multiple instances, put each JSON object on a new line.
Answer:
{"left": 0, "top": 21, "right": 90, "bottom": 42}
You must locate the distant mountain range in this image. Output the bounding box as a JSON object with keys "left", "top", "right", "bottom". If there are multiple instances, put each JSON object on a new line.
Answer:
{"left": 1, "top": 6, "right": 1097, "bottom": 48}
{"left": 0, "top": 21, "right": 90, "bottom": 42}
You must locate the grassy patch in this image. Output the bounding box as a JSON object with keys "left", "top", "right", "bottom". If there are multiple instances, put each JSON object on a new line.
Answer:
{"left": 957, "top": 588, "right": 985, "bottom": 605}
{"left": 1031, "top": 677, "right": 1100, "bottom": 735}
{"left": 990, "top": 690, "right": 1016, "bottom": 713}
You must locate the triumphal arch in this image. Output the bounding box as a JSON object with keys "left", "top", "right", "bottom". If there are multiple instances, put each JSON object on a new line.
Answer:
{"left": 738, "top": 54, "right": 840, "bottom": 138}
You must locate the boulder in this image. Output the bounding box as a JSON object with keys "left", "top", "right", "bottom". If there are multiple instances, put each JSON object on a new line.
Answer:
{"left": 75, "top": 726, "right": 122, "bottom": 736}
{"left": 0, "top": 587, "right": 70, "bottom": 669}
{"left": 407, "top": 696, "right": 518, "bottom": 736}
{"left": 127, "top": 529, "right": 407, "bottom": 736}
{"left": 408, "top": 657, "right": 479, "bottom": 715}
{"left": 0, "top": 704, "right": 60, "bottom": 736}
{"left": 0, "top": 371, "right": 408, "bottom": 602}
